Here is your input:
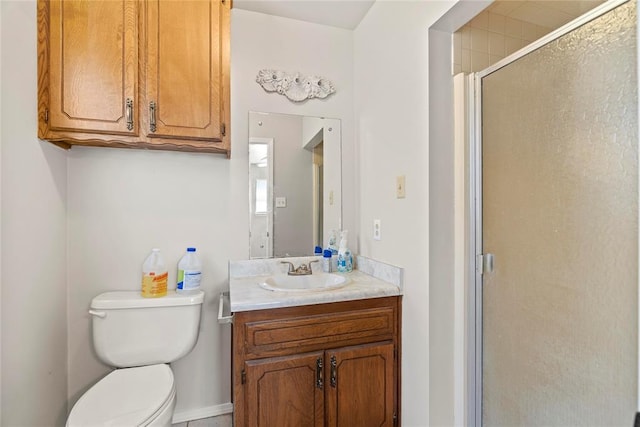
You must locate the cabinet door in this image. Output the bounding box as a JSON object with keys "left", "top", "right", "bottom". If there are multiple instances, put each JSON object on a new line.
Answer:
{"left": 326, "top": 342, "right": 395, "bottom": 427}
{"left": 245, "top": 352, "right": 325, "bottom": 427}
{"left": 145, "top": 0, "right": 226, "bottom": 142}
{"left": 47, "top": 0, "right": 137, "bottom": 135}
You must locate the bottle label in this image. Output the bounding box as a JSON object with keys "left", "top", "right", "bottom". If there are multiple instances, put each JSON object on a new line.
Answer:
{"left": 141, "top": 271, "right": 168, "bottom": 297}
{"left": 177, "top": 269, "right": 202, "bottom": 290}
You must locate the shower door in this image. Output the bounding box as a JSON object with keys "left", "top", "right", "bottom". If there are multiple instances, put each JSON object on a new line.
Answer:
{"left": 478, "top": 0, "right": 638, "bottom": 425}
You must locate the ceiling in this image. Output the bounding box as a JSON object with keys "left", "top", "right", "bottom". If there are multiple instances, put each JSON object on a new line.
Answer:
{"left": 234, "top": 0, "right": 606, "bottom": 32}
{"left": 486, "top": 0, "right": 604, "bottom": 28}
{"left": 233, "top": 0, "right": 376, "bottom": 30}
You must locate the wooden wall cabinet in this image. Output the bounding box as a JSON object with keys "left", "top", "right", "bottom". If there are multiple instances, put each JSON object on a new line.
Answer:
{"left": 233, "top": 297, "right": 402, "bottom": 427}
{"left": 37, "top": 0, "right": 231, "bottom": 156}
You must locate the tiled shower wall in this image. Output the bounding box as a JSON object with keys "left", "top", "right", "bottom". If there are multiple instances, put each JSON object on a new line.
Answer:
{"left": 453, "top": 10, "right": 553, "bottom": 74}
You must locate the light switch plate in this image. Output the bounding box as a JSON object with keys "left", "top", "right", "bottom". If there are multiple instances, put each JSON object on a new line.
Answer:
{"left": 275, "top": 197, "right": 287, "bottom": 208}
{"left": 396, "top": 175, "right": 406, "bottom": 199}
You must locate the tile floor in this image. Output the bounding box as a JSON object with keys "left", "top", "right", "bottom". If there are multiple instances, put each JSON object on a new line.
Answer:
{"left": 173, "top": 413, "right": 232, "bottom": 427}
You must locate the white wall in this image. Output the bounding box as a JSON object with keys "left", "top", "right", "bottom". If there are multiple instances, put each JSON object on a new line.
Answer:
{"left": 66, "top": 8, "right": 354, "bottom": 422}
{"left": 354, "top": 1, "right": 459, "bottom": 425}
{"left": 232, "top": 9, "right": 356, "bottom": 243}
{"left": 1, "top": 2, "right": 69, "bottom": 425}
{"left": 1, "top": 2, "right": 3, "bottom": 422}
{"left": 428, "top": 3, "right": 492, "bottom": 425}
{"left": 0, "top": 1, "right": 489, "bottom": 424}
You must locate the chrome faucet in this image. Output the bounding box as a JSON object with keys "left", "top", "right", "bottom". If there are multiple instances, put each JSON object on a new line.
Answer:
{"left": 281, "top": 260, "right": 319, "bottom": 275}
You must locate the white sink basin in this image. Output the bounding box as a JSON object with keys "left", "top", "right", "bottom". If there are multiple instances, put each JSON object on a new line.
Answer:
{"left": 259, "top": 273, "right": 349, "bottom": 293}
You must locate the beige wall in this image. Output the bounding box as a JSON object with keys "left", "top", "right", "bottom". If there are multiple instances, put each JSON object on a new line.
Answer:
{"left": 1, "top": 2, "right": 69, "bottom": 425}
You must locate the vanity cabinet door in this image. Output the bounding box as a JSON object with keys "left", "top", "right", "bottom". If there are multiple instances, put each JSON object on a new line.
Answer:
{"left": 43, "top": 0, "right": 138, "bottom": 136}
{"left": 144, "top": 0, "right": 229, "bottom": 148}
{"left": 244, "top": 352, "right": 325, "bottom": 427}
{"left": 326, "top": 342, "right": 396, "bottom": 427}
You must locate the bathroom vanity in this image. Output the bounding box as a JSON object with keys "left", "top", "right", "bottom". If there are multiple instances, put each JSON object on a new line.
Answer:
{"left": 226, "top": 256, "right": 403, "bottom": 427}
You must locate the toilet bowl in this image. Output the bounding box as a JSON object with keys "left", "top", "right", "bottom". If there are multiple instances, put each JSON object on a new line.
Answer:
{"left": 67, "top": 364, "right": 176, "bottom": 427}
{"left": 67, "top": 290, "right": 204, "bottom": 426}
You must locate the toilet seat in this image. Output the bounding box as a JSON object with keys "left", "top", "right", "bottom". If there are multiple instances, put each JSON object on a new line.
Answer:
{"left": 67, "top": 364, "right": 175, "bottom": 427}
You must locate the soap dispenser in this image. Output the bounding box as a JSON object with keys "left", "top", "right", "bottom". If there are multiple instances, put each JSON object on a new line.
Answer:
{"left": 337, "top": 230, "right": 353, "bottom": 273}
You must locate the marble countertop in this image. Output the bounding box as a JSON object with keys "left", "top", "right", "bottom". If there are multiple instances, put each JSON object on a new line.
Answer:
{"left": 229, "top": 255, "right": 403, "bottom": 312}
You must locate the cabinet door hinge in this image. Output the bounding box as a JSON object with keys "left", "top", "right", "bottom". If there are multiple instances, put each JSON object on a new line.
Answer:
{"left": 241, "top": 369, "right": 246, "bottom": 385}
{"left": 44, "top": 109, "right": 49, "bottom": 124}
{"left": 393, "top": 413, "right": 398, "bottom": 426}
{"left": 221, "top": 122, "right": 226, "bottom": 136}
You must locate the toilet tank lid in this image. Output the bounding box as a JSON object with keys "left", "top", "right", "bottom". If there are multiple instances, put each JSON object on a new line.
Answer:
{"left": 91, "top": 290, "right": 204, "bottom": 310}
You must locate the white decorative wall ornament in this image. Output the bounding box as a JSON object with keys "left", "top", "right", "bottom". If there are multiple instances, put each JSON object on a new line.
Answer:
{"left": 256, "top": 69, "right": 336, "bottom": 102}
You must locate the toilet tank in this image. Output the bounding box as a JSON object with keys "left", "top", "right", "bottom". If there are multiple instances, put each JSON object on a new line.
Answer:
{"left": 90, "top": 290, "right": 204, "bottom": 368}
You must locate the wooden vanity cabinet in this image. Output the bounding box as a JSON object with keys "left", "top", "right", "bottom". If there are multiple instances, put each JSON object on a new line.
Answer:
{"left": 233, "top": 296, "right": 402, "bottom": 427}
{"left": 37, "top": 0, "right": 231, "bottom": 155}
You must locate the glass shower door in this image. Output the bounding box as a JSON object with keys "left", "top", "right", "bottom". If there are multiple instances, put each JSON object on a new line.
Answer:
{"left": 480, "top": 1, "right": 638, "bottom": 424}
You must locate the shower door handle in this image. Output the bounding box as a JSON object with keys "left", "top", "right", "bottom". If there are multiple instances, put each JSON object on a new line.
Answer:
{"left": 478, "top": 253, "right": 495, "bottom": 275}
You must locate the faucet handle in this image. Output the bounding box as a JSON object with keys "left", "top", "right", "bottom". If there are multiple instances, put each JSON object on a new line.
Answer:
{"left": 280, "top": 261, "right": 294, "bottom": 273}
{"left": 308, "top": 259, "right": 319, "bottom": 273}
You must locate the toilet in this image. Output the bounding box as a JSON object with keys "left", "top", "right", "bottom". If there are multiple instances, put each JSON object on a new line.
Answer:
{"left": 67, "top": 290, "right": 205, "bottom": 427}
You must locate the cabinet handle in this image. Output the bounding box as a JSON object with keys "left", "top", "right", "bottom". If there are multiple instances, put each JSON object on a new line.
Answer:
{"left": 149, "top": 101, "right": 157, "bottom": 133}
{"left": 316, "top": 357, "right": 323, "bottom": 389}
{"left": 330, "top": 355, "right": 337, "bottom": 388}
{"left": 125, "top": 98, "right": 133, "bottom": 131}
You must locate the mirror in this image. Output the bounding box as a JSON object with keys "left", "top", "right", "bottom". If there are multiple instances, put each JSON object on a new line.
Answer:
{"left": 249, "top": 111, "right": 342, "bottom": 259}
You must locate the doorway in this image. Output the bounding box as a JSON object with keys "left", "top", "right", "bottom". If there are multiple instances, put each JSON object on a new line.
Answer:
{"left": 472, "top": 0, "right": 638, "bottom": 424}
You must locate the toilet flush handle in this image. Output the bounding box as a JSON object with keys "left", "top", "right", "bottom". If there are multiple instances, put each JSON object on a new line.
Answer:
{"left": 88, "top": 310, "right": 107, "bottom": 319}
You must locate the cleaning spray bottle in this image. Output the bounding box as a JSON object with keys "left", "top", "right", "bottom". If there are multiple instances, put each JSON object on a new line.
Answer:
{"left": 336, "top": 230, "right": 353, "bottom": 273}
{"left": 141, "top": 248, "right": 168, "bottom": 298}
{"left": 327, "top": 230, "right": 339, "bottom": 271}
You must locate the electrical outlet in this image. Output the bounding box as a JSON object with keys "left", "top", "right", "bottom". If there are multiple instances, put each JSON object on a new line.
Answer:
{"left": 275, "top": 197, "right": 287, "bottom": 208}
{"left": 397, "top": 175, "right": 406, "bottom": 199}
{"left": 373, "top": 219, "right": 381, "bottom": 240}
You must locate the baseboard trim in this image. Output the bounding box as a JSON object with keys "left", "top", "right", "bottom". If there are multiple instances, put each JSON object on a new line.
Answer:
{"left": 172, "top": 402, "right": 234, "bottom": 424}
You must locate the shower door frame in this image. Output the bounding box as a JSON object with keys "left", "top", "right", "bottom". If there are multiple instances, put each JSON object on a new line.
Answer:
{"left": 468, "top": 0, "right": 638, "bottom": 424}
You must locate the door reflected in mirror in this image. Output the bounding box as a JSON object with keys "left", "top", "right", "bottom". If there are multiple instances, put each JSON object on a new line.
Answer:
{"left": 249, "top": 112, "right": 342, "bottom": 259}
